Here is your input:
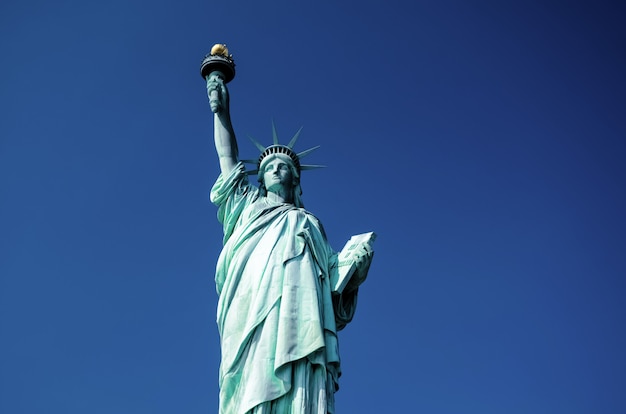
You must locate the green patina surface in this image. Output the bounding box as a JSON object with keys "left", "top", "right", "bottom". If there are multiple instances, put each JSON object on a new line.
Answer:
{"left": 206, "top": 70, "right": 373, "bottom": 414}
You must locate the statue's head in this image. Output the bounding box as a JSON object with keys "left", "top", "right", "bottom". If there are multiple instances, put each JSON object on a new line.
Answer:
{"left": 258, "top": 149, "right": 303, "bottom": 207}
{"left": 245, "top": 125, "right": 324, "bottom": 208}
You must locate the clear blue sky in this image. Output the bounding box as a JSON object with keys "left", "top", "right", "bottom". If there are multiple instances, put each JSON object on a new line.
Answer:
{"left": 1, "top": 1, "right": 625, "bottom": 413}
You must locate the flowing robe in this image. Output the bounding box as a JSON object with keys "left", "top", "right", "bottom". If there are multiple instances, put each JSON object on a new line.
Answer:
{"left": 210, "top": 163, "right": 357, "bottom": 414}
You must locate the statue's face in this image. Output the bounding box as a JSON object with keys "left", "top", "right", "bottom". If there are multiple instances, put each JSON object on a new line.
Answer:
{"left": 261, "top": 155, "right": 295, "bottom": 194}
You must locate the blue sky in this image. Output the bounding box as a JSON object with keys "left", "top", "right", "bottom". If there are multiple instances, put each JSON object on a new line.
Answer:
{"left": 1, "top": 1, "right": 625, "bottom": 413}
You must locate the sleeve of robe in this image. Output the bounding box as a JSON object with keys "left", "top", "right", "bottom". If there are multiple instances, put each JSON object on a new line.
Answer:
{"left": 210, "top": 162, "right": 260, "bottom": 294}
{"left": 210, "top": 162, "right": 258, "bottom": 243}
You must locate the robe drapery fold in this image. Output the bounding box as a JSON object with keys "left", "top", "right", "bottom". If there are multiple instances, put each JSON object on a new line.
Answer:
{"left": 210, "top": 163, "right": 356, "bottom": 414}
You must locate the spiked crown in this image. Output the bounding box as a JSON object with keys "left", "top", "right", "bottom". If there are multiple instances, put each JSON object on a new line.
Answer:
{"left": 243, "top": 122, "right": 325, "bottom": 175}
{"left": 258, "top": 145, "right": 302, "bottom": 171}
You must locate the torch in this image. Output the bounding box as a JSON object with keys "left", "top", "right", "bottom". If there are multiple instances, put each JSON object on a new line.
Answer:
{"left": 200, "top": 44, "right": 236, "bottom": 113}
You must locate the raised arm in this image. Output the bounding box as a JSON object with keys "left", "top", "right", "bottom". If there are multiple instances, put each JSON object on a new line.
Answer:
{"left": 206, "top": 73, "right": 239, "bottom": 175}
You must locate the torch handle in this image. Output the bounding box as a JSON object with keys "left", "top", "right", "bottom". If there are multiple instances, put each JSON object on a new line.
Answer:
{"left": 205, "top": 71, "right": 225, "bottom": 114}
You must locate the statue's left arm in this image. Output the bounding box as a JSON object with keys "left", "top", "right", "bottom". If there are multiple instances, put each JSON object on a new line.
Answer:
{"left": 333, "top": 244, "right": 374, "bottom": 331}
{"left": 345, "top": 244, "right": 374, "bottom": 294}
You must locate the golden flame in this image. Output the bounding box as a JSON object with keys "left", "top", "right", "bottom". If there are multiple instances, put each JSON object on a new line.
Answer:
{"left": 211, "top": 44, "right": 229, "bottom": 57}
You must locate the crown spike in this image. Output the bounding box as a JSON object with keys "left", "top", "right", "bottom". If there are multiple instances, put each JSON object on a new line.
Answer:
{"left": 272, "top": 120, "right": 279, "bottom": 145}
{"left": 241, "top": 159, "right": 258, "bottom": 164}
{"left": 247, "top": 135, "right": 266, "bottom": 152}
{"left": 245, "top": 169, "right": 259, "bottom": 175}
{"left": 287, "top": 126, "right": 304, "bottom": 149}
{"left": 297, "top": 145, "right": 321, "bottom": 159}
{"left": 301, "top": 165, "right": 326, "bottom": 170}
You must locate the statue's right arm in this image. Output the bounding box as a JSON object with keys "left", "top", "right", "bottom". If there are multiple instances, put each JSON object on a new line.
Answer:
{"left": 207, "top": 74, "right": 239, "bottom": 175}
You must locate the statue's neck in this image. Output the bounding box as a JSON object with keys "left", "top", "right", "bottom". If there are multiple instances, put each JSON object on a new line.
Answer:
{"left": 265, "top": 188, "right": 293, "bottom": 205}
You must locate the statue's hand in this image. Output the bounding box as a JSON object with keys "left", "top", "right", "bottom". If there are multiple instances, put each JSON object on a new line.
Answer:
{"left": 345, "top": 244, "right": 374, "bottom": 293}
{"left": 206, "top": 73, "right": 229, "bottom": 114}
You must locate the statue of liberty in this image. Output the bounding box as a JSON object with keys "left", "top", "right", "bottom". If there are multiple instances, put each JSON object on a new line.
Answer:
{"left": 203, "top": 45, "right": 374, "bottom": 414}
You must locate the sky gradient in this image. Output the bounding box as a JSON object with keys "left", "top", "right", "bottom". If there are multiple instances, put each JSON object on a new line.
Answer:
{"left": 1, "top": 1, "right": 625, "bottom": 413}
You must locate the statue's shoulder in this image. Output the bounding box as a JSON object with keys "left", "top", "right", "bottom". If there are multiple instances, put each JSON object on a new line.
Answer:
{"left": 298, "top": 208, "right": 329, "bottom": 240}
{"left": 297, "top": 206, "right": 319, "bottom": 221}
